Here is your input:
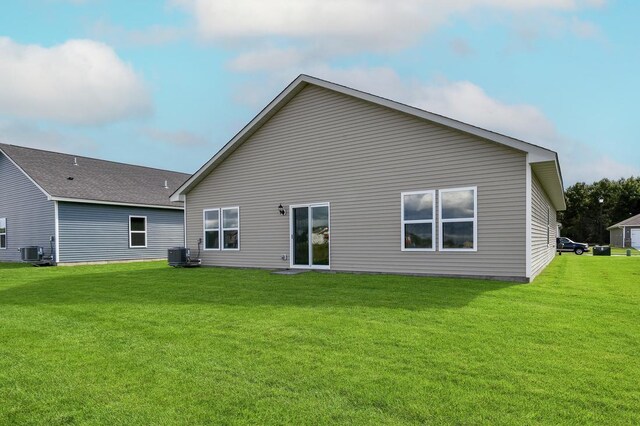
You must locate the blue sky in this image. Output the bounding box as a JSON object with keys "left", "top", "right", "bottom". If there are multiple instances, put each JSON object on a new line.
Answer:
{"left": 0, "top": 0, "right": 638, "bottom": 185}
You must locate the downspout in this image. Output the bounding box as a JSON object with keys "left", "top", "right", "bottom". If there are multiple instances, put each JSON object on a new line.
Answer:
{"left": 183, "top": 194, "right": 188, "bottom": 247}
{"left": 54, "top": 200, "right": 60, "bottom": 263}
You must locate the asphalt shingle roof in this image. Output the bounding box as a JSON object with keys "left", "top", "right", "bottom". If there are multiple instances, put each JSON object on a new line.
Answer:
{"left": 608, "top": 213, "right": 640, "bottom": 229}
{"left": 0, "top": 143, "right": 190, "bottom": 208}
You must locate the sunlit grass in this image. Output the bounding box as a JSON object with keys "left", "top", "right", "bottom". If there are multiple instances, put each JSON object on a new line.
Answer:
{"left": 1, "top": 257, "right": 638, "bottom": 424}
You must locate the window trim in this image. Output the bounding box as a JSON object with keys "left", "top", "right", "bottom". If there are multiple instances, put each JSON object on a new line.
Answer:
{"left": 401, "top": 190, "right": 436, "bottom": 252}
{"left": 0, "top": 217, "right": 6, "bottom": 250}
{"left": 128, "top": 215, "right": 147, "bottom": 248}
{"left": 289, "top": 202, "right": 331, "bottom": 269}
{"left": 203, "top": 208, "right": 221, "bottom": 251}
{"left": 221, "top": 207, "right": 240, "bottom": 251}
{"left": 439, "top": 186, "right": 478, "bottom": 252}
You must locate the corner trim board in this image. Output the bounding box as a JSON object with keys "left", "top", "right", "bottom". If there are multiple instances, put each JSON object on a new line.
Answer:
{"left": 54, "top": 200, "right": 60, "bottom": 263}
{"left": 525, "top": 157, "right": 532, "bottom": 279}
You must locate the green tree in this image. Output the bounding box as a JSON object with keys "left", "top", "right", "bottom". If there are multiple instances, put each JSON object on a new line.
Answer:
{"left": 558, "top": 177, "right": 640, "bottom": 244}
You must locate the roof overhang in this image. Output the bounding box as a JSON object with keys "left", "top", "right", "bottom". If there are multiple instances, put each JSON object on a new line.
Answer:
{"left": 0, "top": 146, "right": 51, "bottom": 199}
{"left": 531, "top": 158, "right": 566, "bottom": 211}
{"left": 50, "top": 197, "right": 184, "bottom": 210}
{"left": 172, "top": 74, "right": 566, "bottom": 207}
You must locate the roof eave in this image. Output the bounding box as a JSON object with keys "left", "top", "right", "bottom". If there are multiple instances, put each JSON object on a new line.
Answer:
{"left": 170, "top": 76, "right": 311, "bottom": 200}
{"left": 172, "top": 74, "right": 565, "bottom": 204}
{"left": 50, "top": 196, "right": 184, "bottom": 210}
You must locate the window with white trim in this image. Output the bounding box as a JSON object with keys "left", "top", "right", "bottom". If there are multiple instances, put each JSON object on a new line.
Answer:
{"left": 439, "top": 187, "right": 477, "bottom": 251}
{"left": 129, "top": 216, "right": 147, "bottom": 248}
{"left": 0, "top": 218, "right": 6, "bottom": 249}
{"left": 203, "top": 209, "right": 220, "bottom": 250}
{"left": 401, "top": 191, "right": 435, "bottom": 251}
{"left": 222, "top": 207, "right": 240, "bottom": 250}
{"left": 203, "top": 207, "right": 240, "bottom": 250}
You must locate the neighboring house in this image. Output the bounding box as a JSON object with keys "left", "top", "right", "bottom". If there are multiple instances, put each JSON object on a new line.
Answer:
{"left": 607, "top": 213, "right": 640, "bottom": 249}
{"left": 171, "top": 75, "right": 566, "bottom": 282}
{"left": 0, "top": 143, "right": 188, "bottom": 264}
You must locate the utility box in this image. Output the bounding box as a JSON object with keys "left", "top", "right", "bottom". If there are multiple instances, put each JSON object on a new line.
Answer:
{"left": 168, "top": 247, "right": 190, "bottom": 266}
{"left": 168, "top": 247, "right": 201, "bottom": 267}
{"left": 20, "top": 246, "right": 43, "bottom": 262}
{"left": 593, "top": 246, "right": 611, "bottom": 256}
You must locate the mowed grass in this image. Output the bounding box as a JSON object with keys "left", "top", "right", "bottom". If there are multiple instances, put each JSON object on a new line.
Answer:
{"left": 0, "top": 257, "right": 638, "bottom": 425}
{"left": 609, "top": 246, "right": 640, "bottom": 256}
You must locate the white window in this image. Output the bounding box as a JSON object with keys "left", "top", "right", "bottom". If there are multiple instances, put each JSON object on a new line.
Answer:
{"left": 222, "top": 207, "right": 240, "bottom": 250}
{"left": 203, "top": 209, "right": 220, "bottom": 250}
{"left": 439, "top": 187, "right": 477, "bottom": 251}
{"left": 203, "top": 207, "right": 239, "bottom": 251}
{"left": 0, "top": 218, "right": 6, "bottom": 249}
{"left": 401, "top": 191, "right": 435, "bottom": 251}
{"left": 129, "top": 216, "right": 147, "bottom": 248}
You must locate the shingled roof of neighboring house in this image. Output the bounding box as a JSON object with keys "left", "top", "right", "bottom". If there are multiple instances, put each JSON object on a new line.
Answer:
{"left": 0, "top": 143, "right": 189, "bottom": 209}
{"left": 607, "top": 213, "right": 640, "bottom": 230}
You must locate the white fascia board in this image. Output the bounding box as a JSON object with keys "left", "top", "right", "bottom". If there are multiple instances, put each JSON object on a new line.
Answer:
{"left": 0, "top": 147, "right": 52, "bottom": 199}
{"left": 54, "top": 200, "right": 60, "bottom": 263}
{"left": 50, "top": 197, "right": 184, "bottom": 210}
{"left": 171, "top": 74, "right": 561, "bottom": 200}
{"left": 306, "top": 75, "right": 559, "bottom": 160}
{"left": 170, "top": 75, "right": 310, "bottom": 200}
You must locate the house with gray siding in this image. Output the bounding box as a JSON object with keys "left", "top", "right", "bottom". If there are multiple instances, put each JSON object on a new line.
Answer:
{"left": 0, "top": 143, "right": 188, "bottom": 264}
{"left": 171, "top": 75, "right": 566, "bottom": 282}
{"left": 607, "top": 213, "right": 640, "bottom": 249}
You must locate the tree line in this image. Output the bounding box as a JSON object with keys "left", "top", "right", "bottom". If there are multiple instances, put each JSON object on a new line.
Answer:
{"left": 559, "top": 177, "right": 640, "bottom": 244}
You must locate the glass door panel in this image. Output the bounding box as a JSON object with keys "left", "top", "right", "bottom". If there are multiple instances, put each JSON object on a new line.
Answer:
{"left": 291, "top": 204, "right": 330, "bottom": 268}
{"left": 292, "top": 207, "right": 309, "bottom": 266}
{"left": 311, "top": 206, "right": 329, "bottom": 266}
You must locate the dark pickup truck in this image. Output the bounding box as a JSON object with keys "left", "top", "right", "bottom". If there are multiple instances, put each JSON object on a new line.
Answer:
{"left": 556, "top": 237, "right": 589, "bottom": 255}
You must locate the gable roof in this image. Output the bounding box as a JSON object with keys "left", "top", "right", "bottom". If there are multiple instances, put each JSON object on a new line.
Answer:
{"left": 171, "top": 74, "right": 565, "bottom": 210}
{"left": 607, "top": 213, "right": 640, "bottom": 230}
{"left": 0, "top": 143, "right": 189, "bottom": 209}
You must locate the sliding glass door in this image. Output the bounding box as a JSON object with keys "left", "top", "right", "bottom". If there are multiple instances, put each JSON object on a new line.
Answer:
{"left": 291, "top": 203, "right": 330, "bottom": 269}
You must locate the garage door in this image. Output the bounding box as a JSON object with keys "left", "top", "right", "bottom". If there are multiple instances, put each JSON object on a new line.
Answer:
{"left": 632, "top": 229, "right": 640, "bottom": 249}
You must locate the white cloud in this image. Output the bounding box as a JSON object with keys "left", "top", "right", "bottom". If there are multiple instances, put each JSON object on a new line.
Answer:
{"left": 234, "top": 66, "right": 636, "bottom": 184}
{"left": 228, "top": 47, "right": 307, "bottom": 72}
{"left": 0, "top": 37, "right": 152, "bottom": 125}
{"left": 174, "top": 0, "right": 603, "bottom": 49}
{"left": 172, "top": 0, "right": 606, "bottom": 74}
{"left": 90, "top": 21, "right": 188, "bottom": 47}
{"left": 0, "top": 120, "right": 98, "bottom": 154}
{"left": 450, "top": 38, "right": 475, "bottom": 56}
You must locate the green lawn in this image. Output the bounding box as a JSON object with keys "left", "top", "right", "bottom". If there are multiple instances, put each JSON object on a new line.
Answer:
{"left": 609, "top": 246, "right": 640, "bottom": 256}
{"left": 0, "top": 257, "right": 638, "bottom": 424}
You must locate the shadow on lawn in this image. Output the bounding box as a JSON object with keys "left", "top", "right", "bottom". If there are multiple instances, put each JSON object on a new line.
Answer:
{"left": 0, "top": 262, "right": 33, "bottom": 269}
{"left": 0, "top": 266, "right": 516, "bottom": 310}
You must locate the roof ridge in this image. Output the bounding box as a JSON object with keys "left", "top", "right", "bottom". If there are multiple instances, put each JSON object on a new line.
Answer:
{"left": 0, "top": 142, "right": 191, "bottom": 176}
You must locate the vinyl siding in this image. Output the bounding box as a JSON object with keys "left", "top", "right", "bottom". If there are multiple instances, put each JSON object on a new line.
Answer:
{"left": 58, "top": 202, "right": 184, "bottom": 263}
{"left": 609, "top": 228, "right": 623, "bottom": 247}
{"left": 530, "top": 172, "right": 557, "bottom": 279}
{"left": 186, "top": 85, "right": 528, "bottom": 279}
{"left": 0, "top": 152, "right": 55, "bottom": 262}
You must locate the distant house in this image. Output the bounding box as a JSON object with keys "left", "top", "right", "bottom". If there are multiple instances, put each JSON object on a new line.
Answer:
{"left": 0, "top": 143, "right": 188, "bottom": 264}
{"left": 171, "top": 75, "right": 566, "bottom": 282}
{"left": 607, "top": 213, "right": 640, "bottom": 249}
